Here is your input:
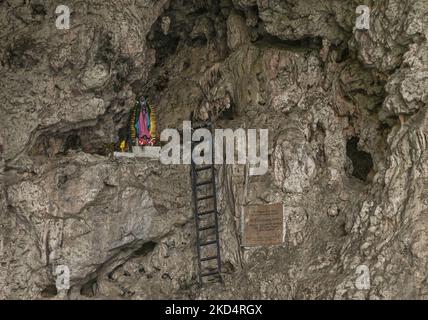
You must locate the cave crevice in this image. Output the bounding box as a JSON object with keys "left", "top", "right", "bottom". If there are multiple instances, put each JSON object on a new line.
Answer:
{"left": 346, "top": 136, "right": 374, "bottom": 182}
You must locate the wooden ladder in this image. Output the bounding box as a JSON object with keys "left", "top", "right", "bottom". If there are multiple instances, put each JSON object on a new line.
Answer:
{"left": 190, "top": 113, "right": 222, "bottom": 286}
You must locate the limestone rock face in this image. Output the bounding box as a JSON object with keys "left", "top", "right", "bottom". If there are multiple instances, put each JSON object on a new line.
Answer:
{"left": 0, "top": 0, "right": 427, "bottom": 299}
{"left": 226, "top": 10, "right": 250, "bottom": 50}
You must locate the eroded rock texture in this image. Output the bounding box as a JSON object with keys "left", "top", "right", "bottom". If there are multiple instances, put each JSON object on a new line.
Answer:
{"left": 0, "top": 0, "right": 427, "bottom": 299}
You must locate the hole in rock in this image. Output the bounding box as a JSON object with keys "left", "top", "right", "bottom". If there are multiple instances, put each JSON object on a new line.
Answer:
{"left": 222, "top": 261, "right": 235, "bottom": 274}
{"left": 148, "top": 16, "right": 180, "bottom": 67}
{"left": 80, "top": 279, "right": 97, "bottom": 297}
{"left": 335, "top": 46, "right": 350, "bottom": 63}
{"left": 31, "top": 126, "right": 120, "bottom": 157}
{"left": 255, "top": 33, "right": 323, "bottom": 51}
{"left": 96, "top": 32, "right": 115, "bottom": 64}
{"left": 31, "top": 4, "right": 46, "bottom": 16}
{"left": 63, "top": 133, "right": 82, "bottom": 153}
{"left": 190, "top": 36, "right": 208, "bottom": 47}
{"left": 346, "top": 137, "right": 374, "bottom": 182}
{"left": 217, "top": 101, "right": 236, "bottom": 121}
{"left": 132, "top": 241, "right": 157, "bottom": 258}
{"left": 40, "top": 285, "right": 58, "bottom": 298}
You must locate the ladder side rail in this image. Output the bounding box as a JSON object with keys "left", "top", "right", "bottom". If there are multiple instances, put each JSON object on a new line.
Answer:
{"left": 208, "top": 116, "right": 222, "bottom": 278}
{"left": 191, "top": 142, "right": 203, "bottom": 286}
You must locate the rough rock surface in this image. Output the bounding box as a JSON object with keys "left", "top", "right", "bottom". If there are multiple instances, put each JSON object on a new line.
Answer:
{"left": 0, "top": 0, "right": 427, "bottom": 299}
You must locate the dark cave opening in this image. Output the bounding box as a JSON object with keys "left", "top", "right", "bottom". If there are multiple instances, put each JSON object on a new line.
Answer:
{"left": 346, "top": 137, "right": 374, "bottom": 182}
{"left": 95, "top": 32, "right": 116, "bottom": 65}
{"left": 31, "top": 128, "right": 117, "bottom": 158}
{"left": 40, "top": 284, "right": 58, "bottom": 298}
{"left": 335, "top": 46, "right": 350, "bottom": 63}
{"left": 190, "top": 36, "right": 208, "bottom": 47}
{"left": 132, "top": 241, "right": 157, "bottom": 258}
{"left": 80, "top": 279, "right": 97, "bottom": 297}
{"left": 31, "top": 4, "right": 46, "bottom": 16}
{"left": 63, "top": 132, "right": 82, "bottom": 153}
{"left": 148, "top": 28, "right": 181, "bottom": 68}
{"left": 255, "top": 33, "right": 323, "bottom": 51}
{"left": 217, "top": 104, "right": 235, "bottom": 120}
{"left": 146, "top": 0, "right": 224, "bottom": 68}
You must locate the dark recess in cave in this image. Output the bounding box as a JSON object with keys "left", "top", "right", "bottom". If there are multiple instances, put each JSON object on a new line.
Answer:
{"left": 346, "top": 137, "right": 374, "bottom": 182}
{"left": 63, "top": 133, "right": 82, "bottom": 153}
{"left": 96, "top": 32, "right": 116, "bottom": 64}
{"left": 31, "top": 4, "right": 46, "bottom": 16}
{"left": 80, "top": 279, "right": 97, "bottom": 297}
{"left": 335, "top": 46, "right": 350, "bottom": 63}
{"left": 147, "top": 16, "right": 181, "bottom": 68}
{"left": 40, "top": 285, "right": 58, "bottom": 298}
{"left": 132, "top": 241, "right": 157, "bottom": 258}
{"left": 255, "top": 33, "right": 323, "bottom": 50}
{"left": 218, "top": 106, "right": 235, "bottom": 120}
{"left": 146, "top": 0, "right": 223, "bottom": 68}
{"left": 190, "top": 36, "right": 208, "bottom": 47}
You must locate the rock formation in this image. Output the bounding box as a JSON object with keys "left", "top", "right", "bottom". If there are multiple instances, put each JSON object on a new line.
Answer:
{"left": 0, "top": 0, "right": 427, "bottom": 299}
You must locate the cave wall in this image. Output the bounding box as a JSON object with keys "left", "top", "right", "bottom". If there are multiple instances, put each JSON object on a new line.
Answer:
{"left": 0, "top": 0, "right": 427, "bottom": 299}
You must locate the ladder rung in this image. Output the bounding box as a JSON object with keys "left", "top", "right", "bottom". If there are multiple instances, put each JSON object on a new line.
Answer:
{"left": 200, "top": 255, "right": 218, "bottom": 262}
{"left": 201, "top": 270, "right": 220, "bottom": 277}
{"left": 196, "top": 165, "right": 213, "bottom": 172}
{"left": 198, "top": 209, "right": 216, "bottom": 216}
{"left": 199, "top": 225, "right": 216, "bottom": 231}
{"left": 199, "top": 240, "right": 217, "bottom": 247}
{"left": 196, "top": 180, "right": 212, "bottom": 187}
{"left": 197, "top": 195, "right": 214, "bottom": 201}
